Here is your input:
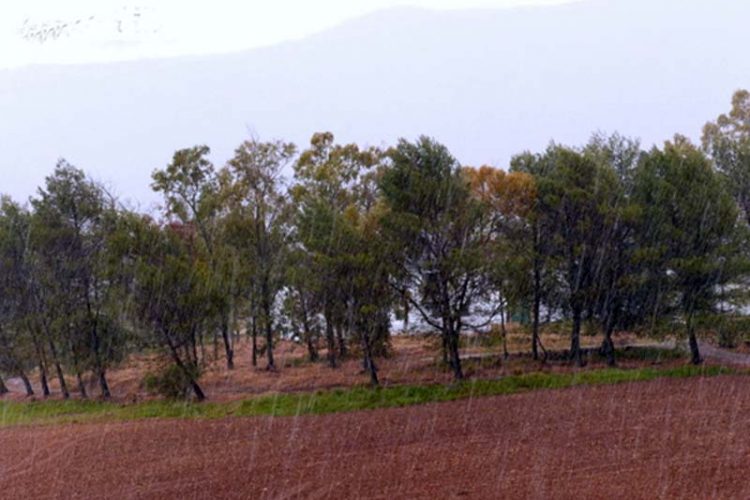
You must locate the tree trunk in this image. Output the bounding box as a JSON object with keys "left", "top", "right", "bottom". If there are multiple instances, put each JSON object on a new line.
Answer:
{"left": 164, "top": 329, "right": 206, "bottom": 401}
{"left": 687, "top": 309, "right": 702, "bottom": 365}
{"left": 39, "top": 362, "right": 50, "bottom": 397}
{"left": 446, "top": 321, "right": 464, "bottom": 380}
{"left": 570, "top": 306, "right": 584, "bottom": 367}
{"left": 532, "top": 262, "right": 541, "bottom": 361}
{"left": 221, "top": 315, "right": 234, "bottom": 370}
{"left": 302, "top": 315, "right": 318, "bottom": 363}
{"left": 531, "top": 225, "right": 542, "bottom": 361}
{"left": 362, "top": 334, "right": 379, "bottom": 387}
{"left": 19, "top": 371, "right": 34, "bottom": 396}
{"left": 500, "top": 301, "right": 509, "bottom": 360}
{"left": 403, "top": 291, "right": 410, "bottom": 334}
{"left": 49, "top": 340, "right": 70, "bottom": 399}
{"left": 98, "top": 369, "right": 111, "bottom": 399}
{"left": 298, "top": 291, "right": 318, "bottom": 362}
{"left": 89, "top": 319, "right": 112, "bottom": 399}
{"left": 441, "top": 333, "right": 449, "bottom": 366}
{"left": 601, "top": 310, "right": 616, "bottom": 367}
{"left": 265, "top": 324, "right": 275, "bottom": 370}
{"left": 31, "top": 334, "right": 51, "bottom": 397}
{"left": 601, "top": 329, "right": 616, "bottom": 367}
{"left": 251, "top": 316, "right": 258, "bottom": 367}
{"left": 324, "top": 307, "right": 337, "bottom": 368}
{"left": 306, "top": 335, "right": 319, "bottom": 362}
{"left": 191, "top": 380, "right": 206, "bottom": 401}
{"left": 264, "top": 301, "right": 275, "bottom": 371}
{"left": 0, "top": 375, "right": 8, "bottom": 395}
{"left": 77, "top": 371, "right": 88, "bottom": 399}
{"left": 171, "top": 354, "right": 205, "bottom": 402}
{"left": 213, "top": 330, "right": 218, "bottom": 362}
{"left": 335, "top": 324, "right": 347, "bottom": 359}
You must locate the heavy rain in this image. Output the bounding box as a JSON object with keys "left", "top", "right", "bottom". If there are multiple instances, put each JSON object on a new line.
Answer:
{"left": 2, "top": 1, "right": 750, "bottom": 498}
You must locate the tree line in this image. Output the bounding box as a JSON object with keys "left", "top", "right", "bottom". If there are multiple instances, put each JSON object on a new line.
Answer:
{"left": 1, "top": 91, "right": 750, "bottom": 400}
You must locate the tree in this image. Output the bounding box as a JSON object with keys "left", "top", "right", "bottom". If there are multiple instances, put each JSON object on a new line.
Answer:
{"left": 0, "top": 197, "right": 38, "bottom": 396}
{"left": 31, "top": 162, "right": 126, "bottom": 398}
{"left": 510, "top": 152, "right": 561, "bottom": 361}
{"left": 0, "top": 198, "right": 36, "bottom": 396}
{"left": 634, "top": 137, "right": 742, "bottom": 364}
{"left": 380, "top": 137, "right": 492, "bottom": 380}
{"left": 129, "top": 216, "right": 210, "bottom": 400}
{"left": 152, "top": 146, "right": 236, "bottom": 369}
{"left": 284, "top": 248, "right": 322, "bottom": 363}
{"left": 533, "top": 146, "right": 621, "bottom": 366}
{"left": 346, "top": 205, "right": 393, "bottom": 386}
{"left": 583, "top": 133, "right": 642, "bottom": 366}
{"left": 702, "top": 89, "right": 750, "bottom": 224}
{"left": 222, "top": 139, "right": 295, "bottom": 371}
{"left": 292, "top": 132, "right": 384, "bottom": 368}
{"left": 465, "top": 166, "right": 536, "bottom": 359}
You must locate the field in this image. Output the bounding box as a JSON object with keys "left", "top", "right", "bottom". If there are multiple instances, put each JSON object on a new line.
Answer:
{"left": 1, "top": 330, "right": 749, "bottom": 499}
{"left": 2, "top": 376, "right": 750, "bottom": 499}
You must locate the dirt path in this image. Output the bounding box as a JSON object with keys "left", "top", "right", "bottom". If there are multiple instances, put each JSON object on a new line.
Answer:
{"left": 699, "top": 342, "right": 750, "bottom": 367}
{"left": 2, "top": 376, "right": 750, "bottom": 499}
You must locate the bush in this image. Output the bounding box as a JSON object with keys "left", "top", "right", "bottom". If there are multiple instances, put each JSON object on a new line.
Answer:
{"left": 693, "top": 314, "right": 750, "bottom": 349}
{"left": 142, "top": 363, "right": 200, "bottom": 400}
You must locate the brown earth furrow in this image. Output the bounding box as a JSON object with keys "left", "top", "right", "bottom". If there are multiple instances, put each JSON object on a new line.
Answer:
{"left": 2, "top": 376, "right": 750, "bottom": 499}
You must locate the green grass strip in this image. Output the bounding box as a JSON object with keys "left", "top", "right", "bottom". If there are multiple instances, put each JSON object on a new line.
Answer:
{"left": 0, "top": 365, "right": 735, "bottom": 428}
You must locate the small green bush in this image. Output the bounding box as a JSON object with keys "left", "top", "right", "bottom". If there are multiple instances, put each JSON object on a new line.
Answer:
{"left": 143, "top": 363, "right": 200, "bottom": 400}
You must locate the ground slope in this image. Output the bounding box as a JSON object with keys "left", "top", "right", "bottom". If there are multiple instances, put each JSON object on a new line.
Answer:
{"left": 1, "top": 375, "right": 749, "bottom": 499}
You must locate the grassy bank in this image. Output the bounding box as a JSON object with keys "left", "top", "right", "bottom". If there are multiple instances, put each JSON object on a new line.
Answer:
{"left": 0, "top": 364, "right": 735, "bottom": 428}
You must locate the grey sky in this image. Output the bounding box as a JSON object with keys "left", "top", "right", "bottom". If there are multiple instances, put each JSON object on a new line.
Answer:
{"left": 0, "top": 0, "right": 746, "bottom": 209}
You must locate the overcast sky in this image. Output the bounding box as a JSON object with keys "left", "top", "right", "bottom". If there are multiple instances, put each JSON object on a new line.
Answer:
{"left": 0, "top": 0, "right": 578, "bottom": 68}
{"left": 4, "top": 0, "right": 741, "bottom": 207}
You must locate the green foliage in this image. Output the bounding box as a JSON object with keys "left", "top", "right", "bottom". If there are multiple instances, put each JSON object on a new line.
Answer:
{"left": 2, "top": 91, "right": 750, "bottom": 401}
{"left": 25, "top": 162, "right": 129, "bottom": 397}
{"left": 151, "top": 145, "right": 220, "bottom": 235}
{"left": 143, "top": 363, "right": 202, "bottom": 400}
{"left": 635, "top": 138, "right": 741, "bottom": 316}
{"left": 379, "top": 136, "right": 493, "bottom": 379}
{"left": 292, "top": 132, "right": 391, "bottom": 370}
{"left": 221, "top": 138, "right": 296, "bottom": 369}
{"left": 703, "top": 90, "right": 750, "bottom": 223}
{"left": 692, "top": 314, "right": 750, "bottom": 349}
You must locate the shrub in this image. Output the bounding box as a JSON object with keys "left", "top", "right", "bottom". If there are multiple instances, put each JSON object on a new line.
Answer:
{"left": 693, "top": 314, "right": 750, "bottom": 349}
{"left": 142, "top": 363, "right": 200, "bottom": 400}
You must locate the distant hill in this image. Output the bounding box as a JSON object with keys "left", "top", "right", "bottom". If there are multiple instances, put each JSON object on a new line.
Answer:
{"left": 1, "top": 0, "right": 748, "bottom": 208}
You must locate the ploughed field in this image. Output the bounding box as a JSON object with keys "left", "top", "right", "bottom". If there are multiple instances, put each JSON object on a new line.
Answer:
{"left": 2, "top": 376, "right": 749, "bottom": 499}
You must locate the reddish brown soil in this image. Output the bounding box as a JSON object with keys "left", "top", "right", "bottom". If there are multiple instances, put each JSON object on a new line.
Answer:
{"left": 2, "top": 375, "right": 750, "bottom": 499}
{"left": 2, "top": 331, "right": 657, "bottom": 403}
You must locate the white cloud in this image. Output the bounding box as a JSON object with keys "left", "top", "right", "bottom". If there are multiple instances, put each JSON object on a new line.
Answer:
{"left": 0, "top": 0, "right": 578, "bottom": 68}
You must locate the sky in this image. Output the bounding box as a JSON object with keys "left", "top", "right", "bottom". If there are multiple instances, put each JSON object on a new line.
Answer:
{"left": 4, "top": 0, "right": 741, "bottom": 208}
{"left": 0, "top": 0, "right": 577, "bottom": 68}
